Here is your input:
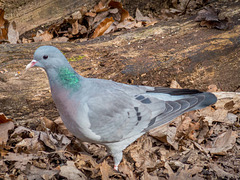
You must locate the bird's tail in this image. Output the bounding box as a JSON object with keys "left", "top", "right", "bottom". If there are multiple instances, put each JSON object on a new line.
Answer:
{"left": 144, "top": 90, "right": 217, "bottom": 131}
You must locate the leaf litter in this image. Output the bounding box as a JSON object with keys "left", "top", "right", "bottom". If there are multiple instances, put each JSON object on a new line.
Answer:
{"left": 1, "top": 0, "right": 158, "bottom": 44}
{"left": 1, "top": 82, "right": 239, "bottom": 179}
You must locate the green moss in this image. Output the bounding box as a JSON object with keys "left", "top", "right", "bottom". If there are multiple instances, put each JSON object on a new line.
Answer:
{"left": 68, "top": 55, "right": 85, "bottom": 62}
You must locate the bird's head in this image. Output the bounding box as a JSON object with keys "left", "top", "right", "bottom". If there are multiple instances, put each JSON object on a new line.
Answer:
{"left": 26, "top": 46, "right": 68, "bottom": 71}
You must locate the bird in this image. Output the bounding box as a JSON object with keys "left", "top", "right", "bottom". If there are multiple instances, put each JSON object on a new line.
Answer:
{"left": 26, "top": 46, "right": 217, "bottom": 170}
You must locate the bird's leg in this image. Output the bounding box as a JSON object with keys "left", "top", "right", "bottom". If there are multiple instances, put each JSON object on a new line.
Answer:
{"left": 112, "top": 152, "right": 123, "bottom": 171}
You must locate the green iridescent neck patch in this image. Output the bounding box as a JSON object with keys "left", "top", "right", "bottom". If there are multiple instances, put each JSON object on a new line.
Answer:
{"left": 58, "top": 67, "right": 80, "bottom": 91}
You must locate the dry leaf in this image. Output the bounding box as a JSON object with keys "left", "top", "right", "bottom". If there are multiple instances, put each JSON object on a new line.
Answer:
{"left": 142, "top": 169, "right": 159, "bottom": 180}
{"left": 118, "top": 158, "right": 135, "bottom": 179}
{"left": 27, "top": 165, "right": 59, "bottom": 180}
{"left": 91, "top": 17, "right": 114, "bottom": 38}
{"left": 116, "top": 19, "right": 137, "bottom": 29}
{"left": 39, "top": 131, "right": 71, "bottom": 150}
{"left": 210, "top": 163, "right": 236, "bottom": 179}
{"left": 108, "top": 0, "right": 129, "bottom": 22}
{"left": 135, "top": 8, "right": 151, "bottom": 22}
{"left": 0, "top": 9, "right": 8, "bottom": 42}
{"left": 33, "top": 30, "right": 53, "bottom": 42}
{"left": 51, "top": 37, "right": 69, "bottom": 42}
{"left": 0, "top": 113, "right": 12, "bottom": 123}
{"left": 4, "top": 152, "right": 34, "bottom": 171}
{"left": 54, "top": 117, "right": 73, "bottom": 137}
{"left": 208, "top": 84, "right": 221, "bottom": 92}
{"left": 150, "top": 124, "right": 178, "bottom": 150}
{"left": 75, "top": 154, "right": 98, "bottom": 172}
{"left": 195, "top": 6, "right": 219, "bottom": 22}
{"left": 100, "top": 160, "right": 117, "bottom": 180}
{"left": 93, "top": 11, "right": 109, "bottom": 26}
{"left": 72, "top": 20, "right": 79, "bottom": 35}
{"left": 195, "top": 6, "right": 229, "bottom": 30}
{"left": 0, "top": 121, "right": 14, "bottom": 144}
{"left": 60, "top": 161, "right": 87, "bottom": 179}
{"left": 85, "top": 12, "right": 97, "bottom": 17}
{"left": 206, "top": 129, "right": 237, "bottom": 155}
{"left": 170, "top": 80, "right": 182, "bottom": 89}
{"left": 15, "top": 136, "right": 44, "bottom": 153}
{"left": 0, "top": 9, "right": 5, "bottom": 27}
{"left": 7, "top": 21, "right": 19, "bottom": 44}
{"left": 41, "top": 31, "right": 53, "bottom": 41}
{"left": 39, "top": 117, "right": 56, "bottom": 132}
{"left": 94, "top": 1, "right": 109, "bottom": 13}
{"left": 71, "top": 11, "right": 82, "bottom": 20}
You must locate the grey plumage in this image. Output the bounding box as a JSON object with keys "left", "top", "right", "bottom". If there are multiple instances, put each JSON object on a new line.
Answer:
{"left": 26, "top": 46, "right": 217, "bottom": 170}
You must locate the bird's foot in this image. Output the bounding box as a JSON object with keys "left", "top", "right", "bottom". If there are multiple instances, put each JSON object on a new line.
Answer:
{"left": 114, "top": 165, "right": 118, "bottom": 171}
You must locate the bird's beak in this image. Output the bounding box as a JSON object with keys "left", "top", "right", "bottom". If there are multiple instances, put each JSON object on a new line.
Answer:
{"left": 26, "top": 60, "right": 37, "bottom": 70}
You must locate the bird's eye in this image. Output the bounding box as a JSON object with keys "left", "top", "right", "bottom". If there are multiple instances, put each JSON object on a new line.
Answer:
{"left": 43, "top": 55, "right": 48, "bottom": 60}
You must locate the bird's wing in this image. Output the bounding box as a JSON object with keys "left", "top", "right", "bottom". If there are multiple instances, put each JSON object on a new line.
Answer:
{"left": 86, "top": 89, "right": 166, "bottom": 143}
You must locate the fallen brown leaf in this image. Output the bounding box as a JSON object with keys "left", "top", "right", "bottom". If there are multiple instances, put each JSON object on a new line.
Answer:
{"left": 0, "top": 113, "right": 12, "bottom": 123}
{"left": 150, "top": 123, "right": 178, "bottom": 150}
{"left": 0, "top": 114, "right": 14, "bottom": 144}
{"left": 0, "top": 9, "right": 5, "bottom": 27}
{"left": 72, "top": 20, "right": 79, "bottom": 35}
{"left": 0, "top": 9, "right": 8, "bottom": 42}
{"left": 41, "top": 31, "right": 53, "bottom": 41}
{"left": 27, "top": 165, "right": 59, "bottom": 180}
{"left": 195, "top": 6, "right": 229, "bottom": 30}
{"left": 135, "top": 8, "right": 151, "bottom": 22}
{"left": 108, "top": 0, "right": 129, "bottom": 22}
{"left": 210, "top": 163, "right": 236, "bottom": 179}
{"left": 94, "top": 1, "right": 109, "bottom": 13}
{"left": 118, "top": 158, "right": 135, "bottom": 179}
{"left": 7, "top": 21, "right": 19, "bottom": 44}
{"left": 54, "top": 117, "right": 73, "bottom": 137}
{"left": 100, "top": 160, "right": 117, "bottom": 180}
{"left": 60, "top": 161, "right": 87, "bottom": 179}
{"left": 85, "top": 12, "right": 97, "bottom": 17}
{"left": 206, "top": 129, "right": 237, "bottom": 155}
{"left": 91, "top": 17, "right": 114, "bottom": 38}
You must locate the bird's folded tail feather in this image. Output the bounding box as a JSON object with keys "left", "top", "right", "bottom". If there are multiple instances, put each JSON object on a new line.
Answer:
{"left": 144, "top": 91, "right": 217, "bottom": 131}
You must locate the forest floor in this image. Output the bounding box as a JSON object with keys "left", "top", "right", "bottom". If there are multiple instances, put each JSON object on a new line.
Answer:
{"left": 0, "top": 0, "right": 240, "bottom": 179}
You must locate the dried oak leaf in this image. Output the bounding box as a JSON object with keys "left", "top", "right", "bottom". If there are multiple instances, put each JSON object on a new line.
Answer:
{"left": 206, "top": 129, "right": 237, "bottom": 155}
{"left": 195, "top": 6, "right": 229, "bottom": 30}
{"left": 0, "top": 113, "right": 12, "bottom": 123}
{"left": 54, "top": 117, "right": 74, "bottom": 138}
{"left": 27, "top": 165, "right": 59, "bottom": 180}
{"left": 149, "top": 123, "right": 178, "bottom": 150}
{"left": 94, "top": 1, "right": 109, "bottom": 13}
{"left": 0, "top": 9, "right": 8, "bottom": 42}
{"left": 60, "top": 161, "right": 87, "bottom": 179}
{"left": 85, "top": 12, "right": 97, "bottom": 17}
{"left": 195, "top": 6, "right": 219, "bottom": 22}
{"left": 4, "top": 152, "right": 34, "bottom": 171}
{"left": 126, "top": 135, "right": 160, "bottom": 170}
{"left": 210, "top": 163, "right": 237, "bottom": 179}
{"left": 136, "top": 8, "right": 149, "bottom": 22}
{"left": 0, "top": 114, "right": 14, "bottom": 144}
{"left": 100, "top": 160, "right": 118, "bottom": 180}
{"left": 72, "top": 20, "right": 79, "bottom": 35}
{"left": 91, "top": 17, "right": 114, "bottom": 38}
{"left": 33, "top": 30, "right": 53, "bottom": 42}
{"left": 0, "top": 9, "right": 5, "bottom": 27}
{"left": 75, "top": 154, "right": 102, "bottom": 178}
{"left": 7, "top": 21, "right": 19, "bottom": 44}
{"left": 108, "top": 0, "right": 129, "bottom": 22}
{"left": 118, "top": 158, "right": 135, "bottom": 179}
{"left": 0, "top": 121, "right": 14, "bottom": 144}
